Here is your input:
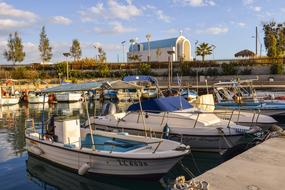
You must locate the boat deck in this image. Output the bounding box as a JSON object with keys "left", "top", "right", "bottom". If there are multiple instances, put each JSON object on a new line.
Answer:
{"left": 82, "top": 134, "right": 146, "bottom": 152}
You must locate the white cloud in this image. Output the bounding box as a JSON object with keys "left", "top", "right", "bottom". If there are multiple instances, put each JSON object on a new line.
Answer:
{"left": 94, "top": 22, "right": 136, "bottom": 34}
{"left": 242, "top": 0, "right": 262, "bottom": 12}
{"left": 0, "top": 39, "right": 7, "bottom": 47}
{"left": 206, "top": 27, "right": 228, "bottom": 34}
{"left": 0, "top": 19, "right": 31, "bottom": 29}
{"left": 237, "top": 22, "right": 246, "bottom": 27}
{"left": 0, "top": 2, "right": 37, "bottom": 21}
{"left": 173, "top": 0, "right": 216, "bottom": 7}
{"left": 50, "top": 16, "right": 72, "bottom": 25}
{"left": 144, "top": 5, "right": 171, "bottom": 23}
{"left": 252, "top": 6, "right": 261, "bottom": 12}
{"left": 24, "top": 42, "right": 36, "bottom": 49}
{"left": 243, "top": 0, "right": 254, "bottom": 5}
{"left": 197, "top": 26, "right": 228, "bottom": 35}
{"left": 156, "top": 10, "right": 171, "bottom": 22}
{"left": 79, "top": 0, "right": 141, "bottom": 22}
{"left": 79, "top": 3, "right": 104, "bottom": 22}
{"left": 230, "top": 21, "right": 246, "bottom": 28}
{"left": 0, "top": 2, "right": 38, "bottom": 31}
{"left": 108, "top": 0, "right": 141, "bottom": 20}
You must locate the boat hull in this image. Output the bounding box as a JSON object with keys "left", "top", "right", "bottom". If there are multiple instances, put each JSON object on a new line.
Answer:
{"left": 25, "top": 137, "right": 184, "bottom": 177}
{"left": 29, "top": 96, "right": 49, "bottom": 104}
{"left": 0, "top": 97, "right": 19, "bottom": 106}
{"left": 55, "top": 93, "right": 82, "bottom": 102}
{"left": 93, "top": 124, "right": 256, "bottom": 153}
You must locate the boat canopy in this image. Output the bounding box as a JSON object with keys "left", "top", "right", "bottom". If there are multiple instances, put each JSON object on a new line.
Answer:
{"left": 123, "top": 75, "right": 157, "bottom": 84}
{"left": 127, "top": 96, "right": 192, "bottom": 113}
{"left": 41, "top": 82, "right": 102, "bottom": 93}
{"left": 41, "top": 80, "right": 142, "bottom": 93}
{"left": 106, "top": 80, "right": 142, "bottom": 89}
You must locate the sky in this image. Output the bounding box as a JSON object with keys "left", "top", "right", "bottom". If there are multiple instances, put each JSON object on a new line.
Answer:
{"left": 0, "top": 0, "right": 284, "bottom": 64}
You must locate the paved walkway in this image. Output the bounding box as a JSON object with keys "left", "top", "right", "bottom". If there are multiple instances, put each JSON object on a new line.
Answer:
{"left": 195, "top": 137, "right": 285, "bottom": 190}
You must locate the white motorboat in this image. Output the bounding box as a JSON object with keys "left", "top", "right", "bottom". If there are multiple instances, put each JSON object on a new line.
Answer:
{"left": 25, "top": 81, "right": 190, "bottom": 178}
{"left": 123, "top": 75, "right": 158, "bottom": 99}
{"left": 55, "top": 92, "right": 82, "bottom": 102}
{"left": 89, "top": 96, "right": 263, "bottom": 153}
{"left": 0, "top": 84, "right": 19, "bottom": 106}
{"left": 25, "top": 118, "right": 189, "bottom": 178}
{"left": 0, "top": 96, "right": 19, "bottom": 106}
{"left": 194, "top": 94, "right": 278, "bottom": 130}
{"left": 213, "top": 80, "right": 285, "bottom": 121}
{"left": 28, "top": 92, "right": 48, "bottom": 104}
{"left": 117, "top": 88, "right": 139, "bottom": 101}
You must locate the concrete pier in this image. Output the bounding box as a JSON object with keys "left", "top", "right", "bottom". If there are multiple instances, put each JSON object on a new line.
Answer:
{"left": 194, "top": 137, "right": 285, "bottom": 190}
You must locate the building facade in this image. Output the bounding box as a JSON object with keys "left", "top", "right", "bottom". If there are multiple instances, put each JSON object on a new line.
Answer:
{"left": 127, "top": 34, "right": 192, "bottom": 62}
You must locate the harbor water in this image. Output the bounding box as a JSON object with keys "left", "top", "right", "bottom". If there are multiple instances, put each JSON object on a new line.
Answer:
{"left": 0, "top": 101, "right": 249, "bottom": 190}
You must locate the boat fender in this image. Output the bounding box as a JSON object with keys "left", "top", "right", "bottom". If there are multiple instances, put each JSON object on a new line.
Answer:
{"left": 78, "top": 163, "right": 90, "bottom": 176}
{"left": 162, "top": 123, "right": 170, "bottom": 139}
{"left": 30, "top": 146, "right": 44, "bottom": 155}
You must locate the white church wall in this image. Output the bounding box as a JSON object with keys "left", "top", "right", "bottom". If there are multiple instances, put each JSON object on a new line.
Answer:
{"left": 127, "top": 47, "right": 176, "bottom": 62}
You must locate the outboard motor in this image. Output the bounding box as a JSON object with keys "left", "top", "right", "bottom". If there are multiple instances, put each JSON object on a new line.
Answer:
{"left": 162, "top": 123, "right": 170, "bottom": 139}
{"left": 101, "top": 102, "right": 117, "bottom": 116}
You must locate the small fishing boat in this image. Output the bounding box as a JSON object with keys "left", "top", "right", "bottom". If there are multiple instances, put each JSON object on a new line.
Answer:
{"left": 213, "top": 80, "right": 285, "bottom": 123}
{"left": 25, "top": 82, "right": 189, "bottom": 178}
{"left": 28, "top": 92, "right": 48, "bottom": 104}
{"left": 90, "top": 96, "right": 262, "bottom": 153}
{"left": 117, "top": 88, "right": 139, "bottom": 101}
{"left": 180, "top": 89, "right": 197, "bottom": 102}
{"left": 0, "top": 81, "right": 19, "bottom": 106}
{"left": 123, "top": 75, "right": 158, "bottom": 99}
{"left": 55, "top": 92, "right": 82, "bottom": 102}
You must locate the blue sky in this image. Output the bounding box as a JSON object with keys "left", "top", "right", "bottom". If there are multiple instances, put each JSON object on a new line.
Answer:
{"left": 0, "top": 0, "right": 284, "bottom": 64}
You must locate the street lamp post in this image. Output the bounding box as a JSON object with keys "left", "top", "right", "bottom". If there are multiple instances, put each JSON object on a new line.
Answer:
{"left": 63, "top": 52, "right": 71, "bottom": 80}
{"left": 146, "top": 33, "right": 151, "bottom": 62}
{"left": 121, "top": 41, "right": 126, "bottom": 62}
{"left": 194, "top": 40, "right": 198, "bottom": 60}
{"left": 167, "top": 50, "right": 175, "bottom": 88}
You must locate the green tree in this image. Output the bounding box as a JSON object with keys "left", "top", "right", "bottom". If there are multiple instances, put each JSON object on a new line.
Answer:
{"left": 270, "top": 63, "right": 284, "bottom": 74}
{"left": 138, "top": 63, "right": 151, "bottom": 75}
{"left": 98, "top": 63, "right": 110, "bottom": 77}
{"left": 195, "top": 42, "right": 213, "bottom": 62}
{"left": 70, "top": 39, "right": 82, "bottom": 61}
{"left": 263, "top": 22, "right": 285, "bottom": 57}
{"left": 3, "top": 32, "right": 25, "bottom": 64}
{"left": 97, "top": 47, "right": 106, "bottom": 63}
{"left": 39, "top": 26, "right": 52, "bottom": 63}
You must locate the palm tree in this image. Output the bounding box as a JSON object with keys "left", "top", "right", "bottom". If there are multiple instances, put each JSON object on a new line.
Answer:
{"left": 195, "top": 42, "right": 213, "bottom": 63}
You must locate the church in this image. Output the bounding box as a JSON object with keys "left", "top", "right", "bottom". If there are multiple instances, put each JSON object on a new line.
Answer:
{"left": 127, "top": 33, "right": 192, "bottom": 62}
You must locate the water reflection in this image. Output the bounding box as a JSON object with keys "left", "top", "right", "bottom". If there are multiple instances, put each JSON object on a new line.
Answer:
{"left": 26, "top": 155, "right": 163, "bottom": 190}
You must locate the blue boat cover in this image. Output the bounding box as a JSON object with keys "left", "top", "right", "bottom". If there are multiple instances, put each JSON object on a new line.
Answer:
{"left": 122, "top": 75, "right": 157, "bottom": 84}
{"left": 127, "top": 96, "right": 192, "bottom": 113}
